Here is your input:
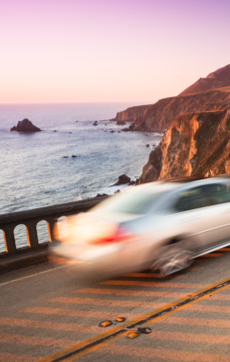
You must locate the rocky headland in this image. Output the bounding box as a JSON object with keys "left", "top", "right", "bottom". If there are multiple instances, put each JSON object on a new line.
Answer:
{"left": 111, "top": 104, "right": 150, "bottom": 123}
{"left": 129, "top": 88, "right": 230, "bottom": 132}
{"left": 139, "top": 110, "right": 230, "bottom": 182}
{"left": 10, "top": 119, "right": 41, "bottom": 133}
{"left": 113, "top": 64, "right": 230, "bottom": 133}
{"left": 124, "top": 63, "right": 230, "bottom": 182}
{"left": 179, "top": 63, "right": 230, "bottom": 96}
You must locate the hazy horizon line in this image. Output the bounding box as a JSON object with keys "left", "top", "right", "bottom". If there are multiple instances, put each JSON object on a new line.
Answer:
{"left": 0, "top": 100, "right": 154, "bottom": 106}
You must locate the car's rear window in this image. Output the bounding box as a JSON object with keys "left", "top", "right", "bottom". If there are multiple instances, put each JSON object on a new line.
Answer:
{"left": 93, "top": 190, "right": 163, "bottom": 214}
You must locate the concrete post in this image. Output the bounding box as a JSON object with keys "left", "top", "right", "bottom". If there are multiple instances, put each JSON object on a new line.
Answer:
{"left": 26, "top": 222, "right": 39, "bottom": 248}
{"left": 3, "top": 226, "right": 17, "bottom": 254}
{"left": 47, "top": 218, "right": 55, "bottom": 242}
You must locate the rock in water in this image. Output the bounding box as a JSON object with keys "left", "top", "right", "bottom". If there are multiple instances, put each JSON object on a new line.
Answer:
{"left": 112, "top": 174, "right": 131, "bottom": 186}
{"left": 10, "top": 119, "right": 41, "bottom": 133}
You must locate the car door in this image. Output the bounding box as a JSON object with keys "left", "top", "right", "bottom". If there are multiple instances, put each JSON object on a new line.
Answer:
{"left": 170, "top": 181, "right": 230, "bottom": 253}
{"left": 202, "top": 181, "right": 230, "bottom": 249}
{"left": 169, "top": 185, "right": 215, "bottom": 252}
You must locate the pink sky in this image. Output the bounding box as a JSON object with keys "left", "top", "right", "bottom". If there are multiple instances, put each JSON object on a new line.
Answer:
{"left": 1, "top": 0, "right": 230, "bottom": 104}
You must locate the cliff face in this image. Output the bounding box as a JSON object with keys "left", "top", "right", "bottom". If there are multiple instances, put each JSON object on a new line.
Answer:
{"left": 129, "top": 87, "right": 230, "bottom": 132}
{"left": 179, "top": 64, "right": 230, "bottom": 96}
{"left": 113, "top": 64, "right": 230, "bottom": 132}
{"left": 112, "top": 104, "right": 150, "bottom": 123}
{"left": 139, "top": 110, "right": 230, "bottom": 183}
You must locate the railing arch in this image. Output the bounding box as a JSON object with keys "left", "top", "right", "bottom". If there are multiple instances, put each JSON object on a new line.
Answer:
{"left": 14, "top": 224, "right": 28, "bottom": 249}
{"left": 36, "top": 220, "right": 50, "bottom": 244}
{"left": 0, "top": 229, "right": 6, "bottom": 252}
{"left": 0, "top": 196, "right": 107, "bottom": 258}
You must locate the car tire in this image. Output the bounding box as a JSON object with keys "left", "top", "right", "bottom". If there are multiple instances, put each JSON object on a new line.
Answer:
{"left": 151, "top": 238, "right": 196, "bottom": 277}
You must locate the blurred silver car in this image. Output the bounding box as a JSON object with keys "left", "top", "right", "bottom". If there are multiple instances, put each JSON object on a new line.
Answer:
{"left": 52, "top": 177, "right": 230, "bottom": 277}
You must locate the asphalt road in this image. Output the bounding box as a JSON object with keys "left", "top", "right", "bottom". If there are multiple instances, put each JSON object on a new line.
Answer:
{"left": 1, "top": 249, "right": 230, "bottom": 362}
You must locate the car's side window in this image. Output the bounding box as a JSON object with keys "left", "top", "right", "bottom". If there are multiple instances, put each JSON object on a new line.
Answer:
{"left": 206, "top": 183, "right": 230, "bottom": 205}
{"left": 173, "top": 186, "right": 211, "bottom": 212}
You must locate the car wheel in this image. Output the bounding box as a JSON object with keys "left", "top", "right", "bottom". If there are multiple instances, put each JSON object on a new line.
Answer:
{"left": 151, "top": 239, "right": 195, "bottom": 277}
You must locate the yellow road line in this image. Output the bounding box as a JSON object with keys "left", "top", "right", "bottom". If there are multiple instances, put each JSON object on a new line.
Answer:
{"left": 22, "top": 306, "right": 138, "bottom": 320}
{"left": 100, "top": 280, "right": 204, "bottom": 288}
{"left": 48, "top": 296, "right": 164, "bottom": 309}
{"left": 148, "top": 329, "right": 230, "bottom": 344}
{"left": 160, "top": 316, "right": 230, "bottom": 328}
{"left": 35, "top": 274, "right": 230, "bottom": 362}
{"left": 76, "top": 287, "right": 185, "bottom": 298}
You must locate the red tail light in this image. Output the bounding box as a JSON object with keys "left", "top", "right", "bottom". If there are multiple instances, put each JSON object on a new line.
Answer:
{"left": 93, "top": 227, "right": 132, "bottom": 244}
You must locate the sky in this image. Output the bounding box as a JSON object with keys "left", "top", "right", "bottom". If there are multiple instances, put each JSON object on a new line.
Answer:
{"left": 1, "top": 0, "right": 230, "bottom": 104}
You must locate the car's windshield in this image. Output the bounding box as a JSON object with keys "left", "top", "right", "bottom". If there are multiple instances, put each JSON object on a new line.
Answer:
{"left": 92, "top": 190, "right": 163, "bottom": 214}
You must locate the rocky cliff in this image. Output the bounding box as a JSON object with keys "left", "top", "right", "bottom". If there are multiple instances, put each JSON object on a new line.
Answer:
{"left": 111, "top": 104, "right": 150, "bottom": 123}
{"left": 113, "top": 64, "right": 230, "bottom": 132}
{"left": 179, "top": 64, "right": 230, "bottom": 96}
{"left": 129, "top": 87, "right": 230, "bottom": 132}
{"left": 139, "top": 110, "right": 230, "bottom": 183}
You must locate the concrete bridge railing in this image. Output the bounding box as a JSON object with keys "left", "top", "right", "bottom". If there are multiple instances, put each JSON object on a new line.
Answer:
{"left": 0, "top": 196, "right": 107, "bottom": 273}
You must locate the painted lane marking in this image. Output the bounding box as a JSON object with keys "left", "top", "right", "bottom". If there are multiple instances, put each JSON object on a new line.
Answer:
{"left": 0, "top": 332, "right": 78, "bottom": 348}
{"left": 160, "top": 316, "right": 230, "bottom": 328}
{"left": 35, "top": 275, "right": 230, "bottom": 362}
{"left": 76, "top": 287, "right": 186, "bottom": 298}
{"left": 21, "top": 307, "right": 138, "bottom": 320}
{"left": 48, "top": 296, "right": 165, "bottom": 309}
{"left": 187, "top": 304, "right": 230, "bottom": 314}
{"left": 100, "top": 280, "right": 205, "bottom": 288}
{"left": 0, "top": 317, "right": 100, "bottom": 334}
{"left": 148, "top": 329, "right": 230, "bottom": 345}
{"left": 0, "top": 262, "right": 76, "bottom": 287}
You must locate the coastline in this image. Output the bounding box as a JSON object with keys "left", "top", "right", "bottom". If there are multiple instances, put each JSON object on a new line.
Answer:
{"left": 0, "top": 104, "right": 161, "bottom": 215}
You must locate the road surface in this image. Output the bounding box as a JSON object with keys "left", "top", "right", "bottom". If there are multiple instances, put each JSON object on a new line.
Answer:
{"left": 1, "top": 248, "right": 230, "bottom": 361}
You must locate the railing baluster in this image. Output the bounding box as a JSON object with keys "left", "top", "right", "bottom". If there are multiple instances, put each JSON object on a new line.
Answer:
{"left": 26, "top": 222, "right": 39, "bottom": 248}
{"left": 3, "top": 226, "right": 16, "bottom": 254}
{"left": 47, "top": 218, "right": 55, "bottom": 242}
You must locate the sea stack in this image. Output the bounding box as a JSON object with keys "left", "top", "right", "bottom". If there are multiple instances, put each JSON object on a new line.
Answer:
{"left": 10, "top": 119, "right": 41, "bottom": 133}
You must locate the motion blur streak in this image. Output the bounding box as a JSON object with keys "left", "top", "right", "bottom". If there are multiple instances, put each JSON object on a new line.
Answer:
{"left": 52, "top": 177, "right": 230, "bottom": 279}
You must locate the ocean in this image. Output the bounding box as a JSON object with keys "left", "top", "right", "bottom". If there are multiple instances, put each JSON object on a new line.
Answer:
{"left": 0, "top": 102, "right": 162, "bottom": 250}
